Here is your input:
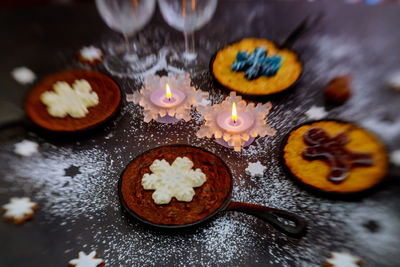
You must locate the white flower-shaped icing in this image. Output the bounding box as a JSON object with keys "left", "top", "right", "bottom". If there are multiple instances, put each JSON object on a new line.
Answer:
{"left": 197, "top": 92, "right": 276, "bottom": 151}
{"left": 14, "top": 140, "right": 39, "bottom": 157}
{"left": 40, "top": 79, "right": 99, "bottom": 118}
{"left": 128, "top": 73, "right": 209, "bottom": 123}
{"left": 69, "top": 251, "right": 104, "bottom": 267}
{"left": 142, "top": 157, "right": 207, "bottom": 204}
{"left": 2, "top": 197, "right": 38, "bottom": 223}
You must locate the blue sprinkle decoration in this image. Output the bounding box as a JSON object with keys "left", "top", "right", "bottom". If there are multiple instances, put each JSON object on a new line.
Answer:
{"left": 231, "top": 47, "right": 282, "bottom": 80}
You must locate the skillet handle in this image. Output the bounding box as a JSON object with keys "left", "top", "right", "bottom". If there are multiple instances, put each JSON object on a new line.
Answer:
{"left": 226, "top": 202, "right": 306, "bottom": 238}
{"left": 280, "top": 12, "right": 324, "bottom": 49}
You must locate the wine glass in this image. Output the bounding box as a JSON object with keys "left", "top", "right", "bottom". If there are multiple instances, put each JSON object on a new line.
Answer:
{"left": 157, "top": 0, "right": 218, "bottom": 68}
{"left": 95, "top": 0, "right": 157, "bottom": 76}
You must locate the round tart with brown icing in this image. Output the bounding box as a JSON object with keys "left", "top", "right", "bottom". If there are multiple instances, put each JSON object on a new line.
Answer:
{"left": 25, "top": 69, "right": 121, "bottom": 132}
{"left": 282, "top": 120, "right": 388, "bottom": 194}
{"left": 119, "top": 146, "right": 232, "bottom": 226}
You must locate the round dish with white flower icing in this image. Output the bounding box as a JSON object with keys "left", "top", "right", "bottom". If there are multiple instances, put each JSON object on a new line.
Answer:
{"left": 120, "top": 146, "right": 231, "bottom": 226}
{"left": 25, "top": 69, "right": 121, "bottom": 132}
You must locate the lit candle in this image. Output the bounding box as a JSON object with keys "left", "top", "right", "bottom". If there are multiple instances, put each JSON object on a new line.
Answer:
{"left": 150, "top": 83, "right": 186, "bottom": 109}
{"left": 216, "top": 103, "right": 254, "bottom": 134}
{"left": 232, "top": 102, "right": 237, "bottom": 124}
{"left": 129, "top": 73, "right": 208, "bottom": 124}
{"left": 197, "top": 91, "right": 275, "bottom": 151}
{"left": 166, "top": 83, "right": 172, "bottom": 101}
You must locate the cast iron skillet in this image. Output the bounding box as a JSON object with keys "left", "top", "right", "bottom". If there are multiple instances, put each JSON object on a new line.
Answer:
{"left": 280, "top": 119, "right": 390, "bottom": 199}
{"left": 118, "top": 144, "right": 307, "bottom": 238}
{"left": 209, "top": 14, "right": 324, "bottom": 99}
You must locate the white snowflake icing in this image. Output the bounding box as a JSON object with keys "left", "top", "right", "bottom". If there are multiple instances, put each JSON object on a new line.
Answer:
{"left": 79, "top": 46, "right": 103, "bottom": 61}
{"left": 390, "top": 149, "right": 400, "bottom": 166}
{"left": 325, "top": 251, "right": 361, "bottom": 267}
{"left": 142, "top": 157, "right": 207, "bottom": 204}
{"left": 14, "top": 140, "right": 39, "bottom": 157}
{"left": 40, "top": 79, "right": 99, "bottom": 118}
{"left": 245, "top": 161, "right": 267, "bottom": 178}
{"left": 69, "top": 251, "right": 104, "bottom": 267}
{"left": 304, "top": 105, "right": 328, "bottom": 120}
{"left": 11, "top": 66, "right": 36, "bottom": 84}
{"left": 197, "top": 92, "right": 276, "bottom": 151}
{"left": 127, "top": 73, "right": 208, "bottom": 123}
{"left": 2, "top": 197, "right": 37, "bottom": 223}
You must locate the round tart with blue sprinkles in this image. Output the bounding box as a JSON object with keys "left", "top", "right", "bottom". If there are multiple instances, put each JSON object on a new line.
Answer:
{"left": 212, "top": 38, "right": 302, "bottom": 96}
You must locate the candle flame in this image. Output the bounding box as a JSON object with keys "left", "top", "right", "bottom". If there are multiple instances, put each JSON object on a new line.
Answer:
{"left": 166, "top": 83, "right": 172, "bottom": 101}
{"left": 232, "top": 102, "right": 237, "bottom": 124}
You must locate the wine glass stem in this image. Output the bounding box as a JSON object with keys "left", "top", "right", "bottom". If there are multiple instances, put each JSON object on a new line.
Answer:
{"left": 184, "top": 31, "right": 189, "bottom": 54}
{"left": 190, "top": 32, "right": 195, "bottom": 53}
{"left": 184, "top": 31, "right": 195, "bottom": 55}
{"left": 123, "top": 33, "right": 131, "bottom": 53}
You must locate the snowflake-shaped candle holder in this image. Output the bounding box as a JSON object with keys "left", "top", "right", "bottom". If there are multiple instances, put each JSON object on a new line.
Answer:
{"left": 127, "top": 73, "right": 208, "bottom": 124}
{"left": 197, "top": 92, "right": 276, "bottom": 151}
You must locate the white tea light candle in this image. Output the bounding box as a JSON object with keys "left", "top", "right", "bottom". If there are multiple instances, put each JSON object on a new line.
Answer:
{"left": 197, "top": 92, "right": 276, "bottom": 151}
{"left": 127, "top": 73, "right": 208, "bottom": 124}
{"left": 216, "top": 103, "right": 255, "bottom": 134}
{"left": 150, "top": 83, "right": 186, "bottom": 109}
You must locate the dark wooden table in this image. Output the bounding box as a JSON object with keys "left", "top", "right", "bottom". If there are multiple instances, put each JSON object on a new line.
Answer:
{"left": 1, "top": 1, "right": 400, "bottom": 266}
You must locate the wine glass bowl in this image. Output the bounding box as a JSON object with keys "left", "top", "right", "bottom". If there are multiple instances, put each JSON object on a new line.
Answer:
{"left": 96, "top": 0, "right": 156, "bottom": 37}
{"left": 158, "top": 0, "right": 218, "bottom": 66}
{"left": 158, "top": 0, "right": 218, "bottom": 34}
{"left": 95, "top": 0, "right": 157, "bottom": 76}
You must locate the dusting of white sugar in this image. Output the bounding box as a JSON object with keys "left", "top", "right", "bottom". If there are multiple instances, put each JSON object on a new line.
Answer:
{"left": 360, "top": 118, "right": 400, "bottom": 143}
{"left": 0, "top": 32, "right": 399, "bottom": 266}
{"left": 2, "top": 144, "right": 113, "bottom": 220}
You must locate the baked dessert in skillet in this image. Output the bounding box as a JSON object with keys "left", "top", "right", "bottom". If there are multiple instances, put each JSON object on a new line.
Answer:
{"left": 25, "top": 69, "right": 121, "bottom": 132}
{"left": 212, "top": 38, "right": 302, "bottom": 96}
{"left": 283, "top": 120, "right": 388, "bottom": 194}
{"left": 120, "top": 146, "right": 232, "bottom": 226}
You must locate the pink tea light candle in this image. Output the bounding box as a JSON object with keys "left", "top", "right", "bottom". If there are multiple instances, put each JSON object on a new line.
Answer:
{"left": 127, "top": 73, "right": 208, "bottom": 124}
{"left": 197, "top": 92, "right": 276, "bottom": 151}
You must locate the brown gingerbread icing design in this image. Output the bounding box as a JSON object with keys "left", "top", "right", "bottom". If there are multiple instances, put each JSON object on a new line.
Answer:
{"left": 302, "top": 127, "right": 374, "bottom": 183}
